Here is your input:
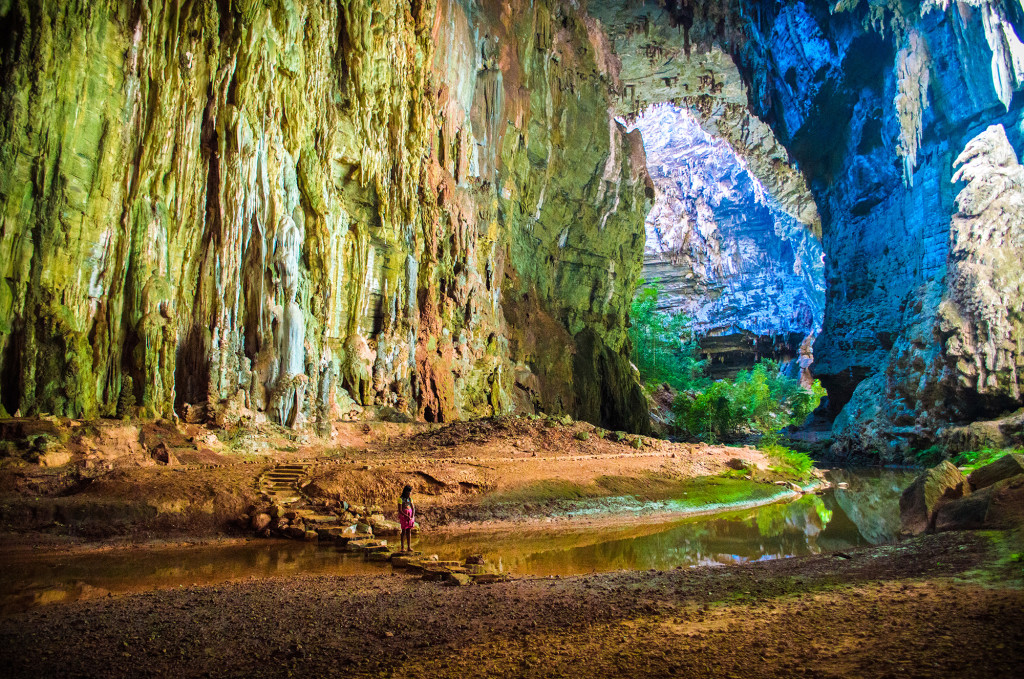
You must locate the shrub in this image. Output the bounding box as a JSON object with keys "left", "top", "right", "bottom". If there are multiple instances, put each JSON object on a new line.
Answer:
{"left": 673, "top": 360, "right": 826, "bottom": 442}
{"left": 760, "top": 442, "right": 814, "bottom": 479}
{"left": 952, "top": 447, "right": 1021, "bottom": 472}
{"left": 914, "top": 444, "right": 946, "bottom": 467}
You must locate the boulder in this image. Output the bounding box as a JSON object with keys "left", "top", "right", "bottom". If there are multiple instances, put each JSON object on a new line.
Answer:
{"left": 726, "top": 458, "right": 754, "bottom": 471}
{"left": 38, "top": 448, "right": 72, "bottom": 467}
{"left": 368, "top": 514, "right": 401, "bottom": 535}
{"left": 303, "top": 530, "right": 318, "bottom": 542}
{"left": 933, "top": 487, "right": 994, "bottom": 532}
{"left": 421, "top": 567, "right": 450, "bottom": 582}
{"left": 149, "top": 442, "right": 178, "bottom": 466}
{"left": 982, "top": 475, "right": 1024, "bottom": 528}
{"left": 934, "top": 474, "right": 1024, "bottom": 531}
{"left": 445, "top": 572, "right": 472, "bottom": 586}
{"left": 251, "top": 512, "right": 272, "bottom": 532}
{"left": 900, "top": 461, "right": 969, "bottom": 535}
{"left": 286, "top": 526, "right": 307, "bottom": 539}
{"left": 967, "top": 453, "right": 1024, "bottom": 491}
{"left": 464, "top": 555, "right": 485, "bottom": 565}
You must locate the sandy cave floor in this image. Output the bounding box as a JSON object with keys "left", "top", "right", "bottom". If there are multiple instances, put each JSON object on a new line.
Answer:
{"left": 1, "top": 417, "right": 1022, "bottom": 677}
{"left": 0, "top": 530, "right": 1021, "bottom": 678}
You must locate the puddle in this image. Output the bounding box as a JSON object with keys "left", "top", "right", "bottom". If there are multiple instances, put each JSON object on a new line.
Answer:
{"left": 0, "top": 469, "right": 916, "bottom": 613}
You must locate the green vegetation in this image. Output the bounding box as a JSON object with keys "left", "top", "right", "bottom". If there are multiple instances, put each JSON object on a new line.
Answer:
{"left": 953, "top": 447, "right": 1022, "bottom": 472}
{"left": 629, "top": 283, "right": 825, "bottom": 442}
{"left": 628, "top": 281, "right": 707, "bottom": 391}
{"left": 673, "top": 360, "right": 826, "bottom": 442}
{"left": 910, "top": 445, "right": 1021, "bottom": 470}
{"left": 760, "top": 443, "right": 815, "bottom": 480}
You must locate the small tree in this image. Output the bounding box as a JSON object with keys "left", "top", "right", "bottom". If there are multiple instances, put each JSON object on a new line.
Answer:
{"left": 628, "top": 281, "right": 706, "bottom": 391}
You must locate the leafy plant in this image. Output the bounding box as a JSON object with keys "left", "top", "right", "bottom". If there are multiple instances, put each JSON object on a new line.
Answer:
{"left": 760, "top": 442, "right": 814, "bottom": 479}
{"left": 628, "top": 280, "right": 707, "bottom": 392}
{"left": 672, "top": 360, "right": 826, "bottom": 442}
{"left": 952, "top": 447, "right": 1021, "bottom": 472}
{"left": 914, "top": 445, "right": 946, "bottom": 467}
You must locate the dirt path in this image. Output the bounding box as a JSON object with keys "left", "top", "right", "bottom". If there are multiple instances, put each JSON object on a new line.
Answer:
{"left": 0, "top": 531, "right": 1020, "bottom": 678}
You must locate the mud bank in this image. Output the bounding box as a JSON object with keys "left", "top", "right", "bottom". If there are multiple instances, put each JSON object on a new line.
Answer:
{"left": 0, "top": 417, "right": 810, "bottom": 547}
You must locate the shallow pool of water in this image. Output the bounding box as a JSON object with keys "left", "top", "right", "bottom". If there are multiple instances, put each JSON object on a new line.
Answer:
{"left": 0, "top": 469, "right": 915, "bottom": 613}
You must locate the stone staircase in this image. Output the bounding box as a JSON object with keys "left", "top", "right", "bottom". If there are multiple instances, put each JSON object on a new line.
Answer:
{"left": 257, "top": 462, "right": 311, "bottom": 505}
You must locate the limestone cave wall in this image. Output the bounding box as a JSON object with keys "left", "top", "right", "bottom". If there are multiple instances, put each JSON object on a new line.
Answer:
{"left": 736, "top": 0, "right": 1024, "bottom": 459}
{"left": 0, "top": 0, "right": 651, "bottom": 433}
{"left": 594, "top": 0, "right": 1024, "bottom": 459}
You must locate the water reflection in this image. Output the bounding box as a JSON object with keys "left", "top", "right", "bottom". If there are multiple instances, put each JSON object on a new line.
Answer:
{"left": 0, "top": 469, "right": 916, "bottom": 613}
{"left": 425, "top": 469, "right": 917, "bottom": 576}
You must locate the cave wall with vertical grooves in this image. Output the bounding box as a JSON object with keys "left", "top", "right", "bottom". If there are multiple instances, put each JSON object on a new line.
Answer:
{"left": 0, "top": 0, "right": 652, "bottom": 433}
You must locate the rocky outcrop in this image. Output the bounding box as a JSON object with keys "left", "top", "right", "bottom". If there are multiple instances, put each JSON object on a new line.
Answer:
{"left": 732, "top": 2, "right": 1024, "bottom": 459}
{"left": 4, "top": 0, "right": 1024, "bottom": 452}
{"left": 0, "top": 0, "right": 650, "bottom": 432}
{"left": 830, "top": 123, "right": 1024, "bottom": 457}
{"left": 904, "top": 454, "right": 1024, "bottom": 534}
{"left": 592, "top": 0, "right": 1024, "bottom": 459}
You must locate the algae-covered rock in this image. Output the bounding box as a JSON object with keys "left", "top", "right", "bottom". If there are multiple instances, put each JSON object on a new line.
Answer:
{"left": 967, "top": 453, "right": 1024, "bottom": 492}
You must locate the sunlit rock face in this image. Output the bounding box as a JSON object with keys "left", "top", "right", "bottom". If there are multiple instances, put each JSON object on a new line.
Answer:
{"left": 630, "top": 104, "right": 824, "bottom": 378}
{"left": 590, "top": 0, "right": 822, "bottom": 237}
{"left": 0, "top": 0, "right": 651, "bottom": 433}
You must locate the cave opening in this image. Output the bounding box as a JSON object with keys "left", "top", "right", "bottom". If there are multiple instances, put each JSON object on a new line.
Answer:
{"left": 625, "top": 103, "right": 825, "bottom": 384}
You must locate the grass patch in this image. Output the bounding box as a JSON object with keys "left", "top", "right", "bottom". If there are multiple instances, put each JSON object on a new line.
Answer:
{"left": 482, "top": 479, "right": 589, "bottom": 506}
{"left": 669, "top": 477, "right": 784, "bottom": 511}
{"left": 760, "top": 443, "right": 814, "bottom": 480}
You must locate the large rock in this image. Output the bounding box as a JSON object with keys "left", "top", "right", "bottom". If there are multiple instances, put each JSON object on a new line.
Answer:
{"left": 967, "top": 454, "right": 1024, "bottom": 492}
{"left": 250, "top": 513, "right": 272, "bottom": 532}
{"left": 934, "top": 474, "right": 1024, "bottom": 532}
{"left": 933, "top": 487, "right": 994, "bottom": 533}
{"left": 899, "top": 462, "right": 969, "bottom": 535}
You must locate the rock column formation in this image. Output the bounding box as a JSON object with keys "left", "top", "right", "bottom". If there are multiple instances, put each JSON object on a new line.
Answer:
{"left": 0, "top": 0, "right": 651, "bottom": 433}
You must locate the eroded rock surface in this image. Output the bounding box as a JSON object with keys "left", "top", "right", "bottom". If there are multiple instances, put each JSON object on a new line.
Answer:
{"left": 629, "top": 104, "right": 824, "bottom": 377}
{"left": 0, "top": 0, "right": 650, "bottom": 432}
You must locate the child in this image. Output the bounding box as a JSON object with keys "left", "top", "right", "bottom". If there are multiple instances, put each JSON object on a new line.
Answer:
{"left": 398, "top": 484, "right": 415, "bottom": 552}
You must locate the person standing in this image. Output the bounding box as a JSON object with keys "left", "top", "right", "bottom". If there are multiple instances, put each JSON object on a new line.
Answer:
{"left": 398, "top": 485, "right": 415, "bottom": 553}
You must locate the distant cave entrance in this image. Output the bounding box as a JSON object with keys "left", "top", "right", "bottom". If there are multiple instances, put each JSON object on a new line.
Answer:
{"left": 625, "top": 104, "right": 825, "bottom": 384}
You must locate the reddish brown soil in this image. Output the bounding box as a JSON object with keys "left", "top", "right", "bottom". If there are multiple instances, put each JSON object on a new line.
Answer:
{"left": 0, "top": 416, "right": 778, "bottom": 546}
{"left": 0, "top": 531, "right": 1020, "bottom": 678}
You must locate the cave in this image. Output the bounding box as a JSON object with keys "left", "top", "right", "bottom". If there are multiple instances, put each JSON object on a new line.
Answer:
{"left": 1, "top": 1, "right": 1023, "bottom": 676}
{"left": 627, "top": 103, "right": 824, "bottom": 382}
